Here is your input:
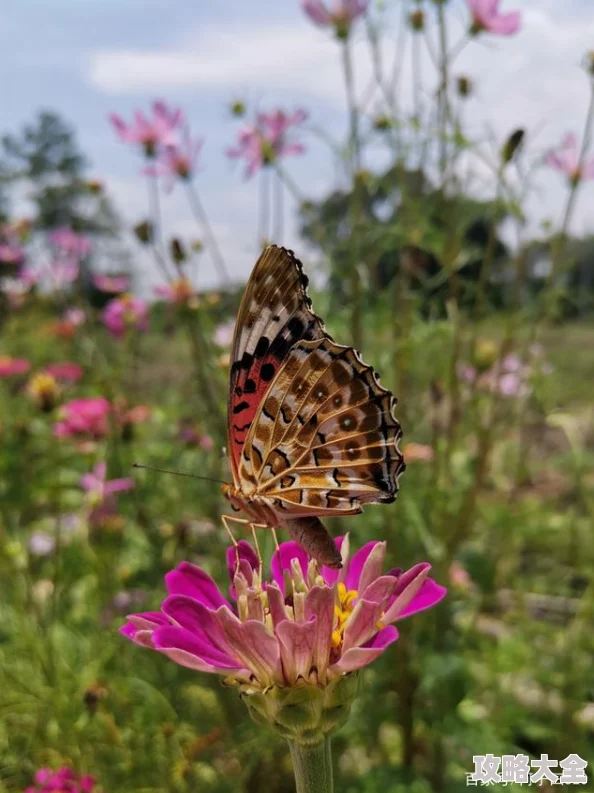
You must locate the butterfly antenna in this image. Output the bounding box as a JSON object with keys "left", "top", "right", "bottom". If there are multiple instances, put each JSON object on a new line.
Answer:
{"left": 132, "top": 463, "right": 226, "bottom": 486}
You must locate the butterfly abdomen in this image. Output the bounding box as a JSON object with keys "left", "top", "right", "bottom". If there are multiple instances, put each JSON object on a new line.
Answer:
{"left": 284, "top": 516, "right": 342, "bottom": 569}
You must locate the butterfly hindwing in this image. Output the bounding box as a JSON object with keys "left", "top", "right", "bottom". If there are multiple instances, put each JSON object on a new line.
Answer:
{"left": 228, "top": 246, "right": 327, "bottom": 482}
{"left": 239, "top": 337, "right": 405, "bottom": 515}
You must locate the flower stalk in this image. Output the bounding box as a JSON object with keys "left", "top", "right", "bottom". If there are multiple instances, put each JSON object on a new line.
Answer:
{"left": 289, "top": 738, "right": 333, "bottom": 793}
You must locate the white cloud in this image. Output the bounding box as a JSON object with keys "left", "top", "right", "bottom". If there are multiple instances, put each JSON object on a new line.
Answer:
{"left": 87, "top": 22, "right": 363, "bottom": 104}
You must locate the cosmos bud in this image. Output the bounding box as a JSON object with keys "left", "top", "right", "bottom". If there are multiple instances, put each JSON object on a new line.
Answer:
{"left": 409, "top": 10, "right": 425, "bottom": 31}
{"left": 456, "top": 76, "right": 473, "bottom": 99}
{"left": 134, "top": 221, "right": 153, "bottom": 245}
{"left": 169, "top": 238, "right": 187, "bottom": 264}
{"left": 501, "top": 128, "right": 525, "bottom": 165}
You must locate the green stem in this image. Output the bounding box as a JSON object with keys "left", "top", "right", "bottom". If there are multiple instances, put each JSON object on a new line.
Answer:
{"left": 288, "top": 738, "right": 333, "bottom": 793}
{"left": 185, "top": 180, "right": 231, "bottom": 284}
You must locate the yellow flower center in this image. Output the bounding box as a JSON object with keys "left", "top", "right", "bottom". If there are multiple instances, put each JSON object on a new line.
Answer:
{"left": 28, "top": 373, "right": 59, "bottom": 400}
{"left": 332, "top": 582, "right": 358, "bottom": 648}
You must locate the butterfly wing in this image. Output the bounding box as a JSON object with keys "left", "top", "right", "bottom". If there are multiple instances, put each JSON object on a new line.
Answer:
{"left": 239, "top": 336, "right": 405, "bottom": 516}
{"left": 228, "top": 245, "right": 327, "bottom": 484}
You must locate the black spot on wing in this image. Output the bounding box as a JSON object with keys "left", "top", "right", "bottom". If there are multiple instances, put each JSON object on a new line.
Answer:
{"left": 261, "top": 363, "right": 275, "bottom": 382}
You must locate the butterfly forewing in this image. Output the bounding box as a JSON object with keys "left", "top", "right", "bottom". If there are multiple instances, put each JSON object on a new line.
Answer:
{"left": 227, "top": 246, "right": 326, "bottom": 483}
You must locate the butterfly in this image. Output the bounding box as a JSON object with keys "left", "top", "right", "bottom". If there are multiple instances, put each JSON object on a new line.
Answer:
{"left": 222, "top": 245, "right": 405, "bottom": 569}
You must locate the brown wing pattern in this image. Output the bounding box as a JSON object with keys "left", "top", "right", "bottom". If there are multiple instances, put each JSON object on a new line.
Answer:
{"left": 239, "top": 337, "right": 405, "bottom": 517}
{"left": 227, "top": 246, "right": 327, "bottom": 483}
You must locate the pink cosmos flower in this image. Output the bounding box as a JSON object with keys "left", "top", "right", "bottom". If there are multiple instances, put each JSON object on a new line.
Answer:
{"left": 301, "top": 0, "right": 370, "bottom": 37}
{"left": 213, "top": 320, "right": 235, "bottom": 348}
{"left": 81, "top": 461, "right": 134, "bottom": 503}
{"left": 25, "top": 766, "right": 96, "bottom": 793}
{"left": 93, "top": 274, "right": 130, "bottom": 293}
{"left": 54, "top": 396, "right": 110, "bottom": 439}
{"left": 145, "top": 132, "right": 203, "bottom": 192}
{"left": 0, "top": 242, "right": 25, "bottom": 267}
{"left": 154, "top": 277, "right": 195, "bottom": 305}
{"left": 48, "top": 228, "right": 92, "bottom": 259}
{"left": 466, "top": 0, "right": 520, "bottom": 36}
{"left": 122, "top": 535, "right": 446, "bottom": 689}
{"left": 0, "top": 356, "right": 30, "bottom": 377}
{"left": 101, "top": 294, "right": 149, "bottom": 337}
{"left": 227, "top": 109, "right": 308, "bottom": 178}
{"left": 109, "top": 100, "right": 184, "bottom": 156}
{"left": 44, "top": 362, "right": 84, "bottom": 384}
{"left": 545, "top": 133, "right": 594, "bottom": 184}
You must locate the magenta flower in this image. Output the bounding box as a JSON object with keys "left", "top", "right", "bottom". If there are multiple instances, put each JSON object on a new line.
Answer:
{"left": 109, "top": 100, "right": 184, "bottom": 156}
{"left": 101, "top": 294, "right": 149, "bottom": 337}
{"left": 0, "top": 242, "right": 25, "bottom": 267}
{"left": 546, "top": 133, "right": 594, "bottom": 184}
{"left": 467, "top": 0, "right": 520, "bottom": 36}
{"left": 82, "top": 461, "right": 134, "bottom": 530}
{"left": 81, "top": 461, "right": 134, "bottom": 504}
{"left": 25, "top": 766, "right": 96, "bottom": 793}
{"left": 227, "top": 109, "right": 307, "bottom": 178}
{"left": 145, "top": 132, "right": 203, "bottom": 192}
{"left": 122, "top": 535, "right": 446, "bottom": 689}
{"left": 48, "top": 228, "right": 92, "bottom": 259}
{"left": 54, "top": 396, "right": 110, "bottom": 439}
{"left": 301, "top": 0, "right": 370, "bottom": 37}
{"left": 93, "top": 274, "right": 130, "bottom": 293}
{"left": 0, "top": 356, "right": 30, "bottom": 377}
{"left": 44, "top": 362, "right": 83, "bottom": 384}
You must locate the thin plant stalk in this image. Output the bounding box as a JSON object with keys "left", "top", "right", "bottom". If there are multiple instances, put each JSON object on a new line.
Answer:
{"left": 185, "top": 179, "right": 231, "bottom": 284}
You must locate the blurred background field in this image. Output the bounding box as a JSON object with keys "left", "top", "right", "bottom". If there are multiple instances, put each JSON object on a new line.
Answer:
{"left": 1, "top": 1, "right": 594, "bottom": 791}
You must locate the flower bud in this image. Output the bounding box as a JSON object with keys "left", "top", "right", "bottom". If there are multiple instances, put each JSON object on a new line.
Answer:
{"left": 169, "top": 238, "right": 187, "bottom": 264}
{"left": 584, "top": 50, "right": 594, "bottom": 77}
{"left": 409, "top": 10, "right": 425, "bottom": 31}
{"left": 373, "top": 114, "right": 393, "bottom": 131}
{"left": 501, "top": 128, "right": 525, "bottom": 165}
{"left": 230, "top": 100, "right": 246, "bottom": 117}
{"left": 473, "top": 339, "right": 499, "bottom": 371}
{"left": 456, "top": 76, "right": 473, "bottom": 99}
{"left": 134, "top": 221, "right": 153, "bottom": 245}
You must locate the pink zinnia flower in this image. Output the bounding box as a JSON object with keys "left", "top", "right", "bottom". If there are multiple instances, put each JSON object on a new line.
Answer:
{"left": 122, "top": 535, "right": 446, "bottom": 688}
{"left": 146, "top": 132, "right": 203, "bottom": 192}
{"left": 301, "top": 0, "right": 370, "bottom": 37}
{"left": 0, "top": 356, "right": 30, "bottom": 377}
{"left": 109, "top": 100, "right": 184, "bottom": 156}
{"left": 93, "top": 274, "right": 130, "bottom": 293}
{"left": 25, "top": 766, "right": 96, "bottom": 793}
{"left": 467, "top": 0, "right": 520, "bottom": 36}
{"left": 44, "top": 362, "right": 84, "bottom": 384}
{"left": 54, "top": 396, "right": 110, "bottom": 439}
{"left": 227, "top": 109, "right": 308, "bottom": 178}
{"left": 101, "top": 294, "right": 149, "bottom": 337}
{"left": 546, "top": 133, "right": 594, "bottom": 184}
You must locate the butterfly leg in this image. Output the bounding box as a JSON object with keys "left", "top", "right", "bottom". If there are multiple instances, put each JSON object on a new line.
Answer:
{"left": 222, "top": 513, "right": 251, "bottom": 576}
{"left": 248, "top": 523, "right": 264, "bottom": 576}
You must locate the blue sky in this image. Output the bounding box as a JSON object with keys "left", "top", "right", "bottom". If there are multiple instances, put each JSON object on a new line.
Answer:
{"left": 3, "top": 0, "right": 594, "bottom": 290}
